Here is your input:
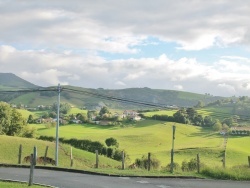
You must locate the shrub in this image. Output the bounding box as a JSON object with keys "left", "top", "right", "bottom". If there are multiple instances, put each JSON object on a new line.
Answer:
{"left": 165, "top": 162, "right": 181, "bottom": 171}
{"left": 107, "top": 148, "right": 113, "bottom": 158}
{"left": 20, "top": 126, "right": 36, "bottom": 138}
{"left": 134, "top": 154, "right": 161, "bottom": 170}
{"left": 181, "top": 160, "right": 189, "bottom": 171}
{"left": 181, "top": 158, "right": 204, "bottom": 171}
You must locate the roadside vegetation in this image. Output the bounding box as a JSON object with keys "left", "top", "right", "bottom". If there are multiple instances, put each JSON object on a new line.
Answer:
{"left": 0, "top": 181, "right": 45, "bottom": 188}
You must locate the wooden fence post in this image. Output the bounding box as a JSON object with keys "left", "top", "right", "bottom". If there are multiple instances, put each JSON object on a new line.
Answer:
{"left": 70, "top": 147, "right": 73, "bottom": 168}
{"left": 121, "top": 151, "right": 125, "bottom": 170}
{"left": 148, "top": 152, "right": 151, "bottom": 171}
{"left": 18, "top": 144, "right": 22, "bottom": 164}
{"left": 197, "top": 153, "right": 200, "bottom": 173}
{"left": 248, "top": 156, "right": 250, "bottom": 168}
{"left": 44, "top": 146, "right": 48, "bottom": 166}
{"left": 28, "top": 154, "right": 34, "bottom": 186}
{"left": 95, "top": 150, "right": 99, "bottom": 168}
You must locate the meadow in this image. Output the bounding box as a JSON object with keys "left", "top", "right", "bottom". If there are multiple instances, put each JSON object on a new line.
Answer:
{"left": 0, "top": 135, "right": 120, "bottom": 169}
{"left": 34, "top": 119, "right": 250, "bottom": 168}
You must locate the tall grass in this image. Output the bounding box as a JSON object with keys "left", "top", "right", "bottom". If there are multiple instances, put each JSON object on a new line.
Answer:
{"left": 201, "top": 166, "right": 250, "bottom": 180}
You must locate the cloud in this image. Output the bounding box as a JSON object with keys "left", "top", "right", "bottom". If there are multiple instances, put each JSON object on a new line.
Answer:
{"left": 2, "top": 44, "right": 250, "bottom": 96}
{"left": 1, "top": 0, "right": 250, "bottom": 52}
{"left": 174, "top": 85, "right": 183, "bottom": 90}
{"left": 1, "top": 1, "right": 250, "bottom": 97}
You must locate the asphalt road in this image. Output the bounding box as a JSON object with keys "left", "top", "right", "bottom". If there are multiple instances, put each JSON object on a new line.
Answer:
{"left": 0, "top": 167, "right": 249, "bottom": 188}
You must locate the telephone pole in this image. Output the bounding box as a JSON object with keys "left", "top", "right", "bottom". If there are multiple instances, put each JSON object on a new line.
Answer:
{"left": 55, "top": 83, "right": 61, "bottom": 166}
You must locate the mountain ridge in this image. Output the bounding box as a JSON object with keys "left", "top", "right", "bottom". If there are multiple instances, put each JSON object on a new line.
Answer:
{"left": 0, "top": 73, "right": 224, "bottom": 109}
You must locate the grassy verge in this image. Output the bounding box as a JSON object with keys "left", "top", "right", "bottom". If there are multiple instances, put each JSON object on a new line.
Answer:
{"left": 201, "top": 166, "right": 250, "bottom": 180}
{"left": 0, "top": 181, "right": 45, "bottom": 188}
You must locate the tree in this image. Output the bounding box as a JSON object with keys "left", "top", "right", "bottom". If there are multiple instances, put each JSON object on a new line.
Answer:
{"left": 195, "top": 100, "right": 204, "bottom": 108}
{"left": 0, "top": 102, "right": 26, "bottom": 136}
{"left": 76, "top": 113, "right": 88, "bottom": 123}
{"left": 49, "top": 112, "right": 57, "bottom": 118}
{"left": 0, "top": 102, "right": 12, "bottom": 134}
{"left": 105, "top": 137, "right": 119, "bottom": 148}
{"left": 87, "top": 110, "right": 97, "bottom": 120}
{"left": 27, "top": 114, "right": 34, "bottom": 124}
{"left": 52, "top": 102, "right": 71, "bottom": 114}
{"left": 212, "top": 120, "right": 222, "bottom": 131}
{"left": 99, "top": 106, "right": 110, "bottom": 116}
{"left": 203, "top": 116, "right": 214, "bottom": 127}
{"left": 173, "top": 109, "right": 188, "bottom": 124}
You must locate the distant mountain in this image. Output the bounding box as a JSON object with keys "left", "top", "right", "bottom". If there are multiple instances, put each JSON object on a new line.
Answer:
{"left": 0, "top": 73, "right": 38, "bottom": 89}
{"left": 0, "top": 73, "right": 225, "bottom": 109}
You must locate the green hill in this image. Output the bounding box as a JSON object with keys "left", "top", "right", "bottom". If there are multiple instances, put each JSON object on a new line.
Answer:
{"left": 35, "top": 120, "right": 250, "bottom": 167}
{"left": 0, "top": 73, "right": 226, "bottom": 110}
{"left": 0, "top": 73, "right": 38, "bottom": 89}
{"left": 0, "top": 135, "right": 120, "bottom": 169}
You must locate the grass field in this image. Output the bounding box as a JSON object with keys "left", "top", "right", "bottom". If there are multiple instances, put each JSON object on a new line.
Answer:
{"left": 142, "top": 110, "right": 177, "bottom": 117}
{"left": 0, "top": 135, "right": 120, "bottom": 169}
{"left": 34, "top": 119, "right": 248, "bottom": 167}
{"left": 197, "top": 106, "right": 234, "bottom": 121}
{"left": 0, "top": 181, "right": 44, "bottom": 188}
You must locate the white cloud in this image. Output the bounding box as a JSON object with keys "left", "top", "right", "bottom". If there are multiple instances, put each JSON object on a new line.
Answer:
{"left": 1, "top": 1, "right": 250, "bottom": 97}
{"left": 174, "top": 85, "right": 183, "bottom": 90}
{"left": 1, "top": 0, "right": 250, "bottom": 52}
{"left": 2, "top": 45, "right": 250, "bottom": 96}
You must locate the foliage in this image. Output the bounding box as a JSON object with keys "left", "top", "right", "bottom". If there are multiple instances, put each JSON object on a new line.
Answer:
{"left": 19, "top": 125, "right": 36, "bottom": 138}
{"left": 134, "top": 154, "right": 161, "bottom": 170}
{"left": 52, "top": 102, "right": 71, "bottom": 114}
{"left": 105, "top": 137, "right": 119, "bottom": 147}
{"left": 27, "top": 114, "right": 34, "bottom": 123}
{"left": 99, "top": 106, "right": 110, "bottom": 116}
{"left": 165, "top": 162, "right": 181, "bottom": 171}
{"left": 212, "top": 120, "right": 222, "bottom": 131}
{"left": 45, "top": 122, "right": 56, "bottom": 129}
{"left": 0, "top": 102, "right": 27, "bottom": 136}
{"left": 76, "top": 113, "right": 88, "bottom": 123}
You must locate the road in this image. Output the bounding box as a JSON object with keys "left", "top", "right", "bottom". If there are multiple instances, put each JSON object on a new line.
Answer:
{"left": 0, "top": 167, "right": 249, "bottom": 188}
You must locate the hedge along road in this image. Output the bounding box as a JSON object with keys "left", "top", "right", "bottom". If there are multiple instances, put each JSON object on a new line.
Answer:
{"left": 0, "top": 167, "right": 250, "bottom": 188}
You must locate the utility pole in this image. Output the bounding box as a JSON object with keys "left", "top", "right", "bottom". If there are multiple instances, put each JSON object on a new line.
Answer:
{"left": 170, "top": 124, "right": 176, "bottom": 173}
{"left": 55, "top": 83, "right": 61, "bottom": 166}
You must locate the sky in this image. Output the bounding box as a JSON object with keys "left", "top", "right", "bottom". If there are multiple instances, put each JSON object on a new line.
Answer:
{"left": 1, "top": 0, "right": 250, "bottom": 97}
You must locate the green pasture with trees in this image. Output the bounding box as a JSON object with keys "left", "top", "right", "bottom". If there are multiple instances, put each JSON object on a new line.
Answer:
{"left": 1, "top": 100, "right": 250, "bottom": 180}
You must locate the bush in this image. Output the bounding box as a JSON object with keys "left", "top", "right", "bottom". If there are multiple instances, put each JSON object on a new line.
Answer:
{"left": 20, "top": 126, "right": 36, "bottom": 138}
{"left": 165, "top": 162, "right": 181, "bottom": 171}
{"left": 181, "top": 158, "right": 203, "bottom": 171}
{"left": 134, "top": 154, "right": 161, "bottom": 170}
{"left": 181, "top": 160, "right": 189, "bottom": 171}
{"left": 107, "top": 148, "right": 113, "bottom": 158}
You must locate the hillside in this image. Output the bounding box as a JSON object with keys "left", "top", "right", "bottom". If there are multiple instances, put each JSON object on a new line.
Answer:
{"left": 0, "top": 135, "right": 119, "bottom": 169}
{"left": 35, "top": 120, "right": 250, "bottom": 167}
{"left": 0, "top": 73, "right": 225, "bottom": 110}
{"left": 0, "top": 73, "right": 38, "bottom": 89}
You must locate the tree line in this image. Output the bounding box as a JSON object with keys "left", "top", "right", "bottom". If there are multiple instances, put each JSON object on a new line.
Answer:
{"left": 149, "top": 107, "right": 238, "bottom": 131}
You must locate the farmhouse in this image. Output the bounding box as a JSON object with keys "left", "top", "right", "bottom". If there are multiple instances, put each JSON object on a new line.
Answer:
{"left": 123, "top": 110, "right": 141, "bottom": 121}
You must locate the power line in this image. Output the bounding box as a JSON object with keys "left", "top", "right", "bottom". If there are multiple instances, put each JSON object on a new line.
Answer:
{"left": 63, "top": 87, "right": 171, "bottom": 109}
{"left": 1, "top": 86, "right": 250, "bottom": 121}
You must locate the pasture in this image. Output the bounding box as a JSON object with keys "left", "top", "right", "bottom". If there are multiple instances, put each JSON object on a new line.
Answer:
{"left": 0, "top": 135, "right": 120, "bottom": 169}
{"left": 34, "top": 119, "right": 250, "bottom": 167}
